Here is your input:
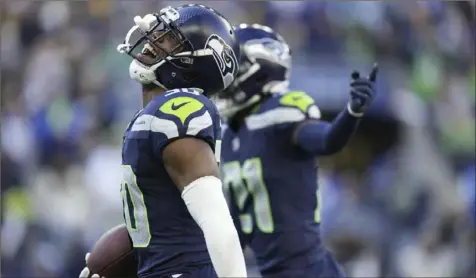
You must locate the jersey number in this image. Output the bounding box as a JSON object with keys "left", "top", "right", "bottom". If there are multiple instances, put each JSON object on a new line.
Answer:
{"left": 222, "top": 158, "right": 274, "bottom": 234}
{"left": 222, "top": 158, "right": 322, "bottom": 234}
{"left": 121, "top": 165, "right": 151, "bottom": 247}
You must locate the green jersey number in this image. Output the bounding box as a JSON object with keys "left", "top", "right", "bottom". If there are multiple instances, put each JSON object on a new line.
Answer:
{"left": 222, "top": 158, "right": 275, "bottom": 234}
{"left": 121, "top": 165, "right": 151, "bottom": 247}
{"left": 315, "top": 189, "right": 321, "bottom": 223}
{"left": 222, "top": 158, "right": 322, "bottom": 234}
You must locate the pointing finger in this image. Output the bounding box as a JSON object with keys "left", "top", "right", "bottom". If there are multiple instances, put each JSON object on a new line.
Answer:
{"left": 368, "top": 63, "right": 378, "bottom": 82}
{"left": 351, "top": 70, "right": 360, "bottom": 80}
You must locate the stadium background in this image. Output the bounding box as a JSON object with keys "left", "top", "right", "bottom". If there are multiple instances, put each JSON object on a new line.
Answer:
{"left": 1, "top": 1, "right": 474, "bottom": 277}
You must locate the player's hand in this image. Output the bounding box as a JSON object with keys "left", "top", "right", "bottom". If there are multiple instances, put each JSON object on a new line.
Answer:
{"left": 347, "top": 63, "right": 378, "bottom": 117}
{"left": 79, "top": 253, "right": 105, "bottom": 278}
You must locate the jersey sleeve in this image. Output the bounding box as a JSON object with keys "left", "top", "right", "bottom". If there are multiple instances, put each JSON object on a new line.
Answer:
{"left": 147, "top": 91, "right": 221, "bottom": 158}
{"left": 274, "top": 91, "right": 325, "bottom": 150}
{"left": 283, "top": 91, "right": 359, "bottom": 155}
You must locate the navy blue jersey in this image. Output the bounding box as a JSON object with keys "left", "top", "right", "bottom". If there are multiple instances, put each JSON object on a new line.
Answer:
{"left": 221, "top": 91, "right": 333, "bottom": 276}
{"left": 121, "top": 88, "right": 221, "bottom": 278}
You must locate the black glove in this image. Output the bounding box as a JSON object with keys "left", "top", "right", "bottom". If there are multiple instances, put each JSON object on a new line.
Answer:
{"left": 348, "top": 63, "right": 378, "bottom": 117}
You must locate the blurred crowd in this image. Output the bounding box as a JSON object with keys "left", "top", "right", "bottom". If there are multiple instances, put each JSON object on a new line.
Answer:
{"left": 1, "top": 1, "right": 474, "bottom": 277}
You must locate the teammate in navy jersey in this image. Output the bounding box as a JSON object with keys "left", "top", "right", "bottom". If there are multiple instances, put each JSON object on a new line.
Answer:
{"left": 218, "top": 23, "right": 378, "bottom": 278}
{"left": 79, "top": 5, "right": 247, "bottom": 278}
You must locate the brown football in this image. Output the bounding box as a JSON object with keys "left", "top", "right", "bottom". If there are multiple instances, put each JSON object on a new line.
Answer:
{"left": 87, "top": 224, "right": 137, "bottom": 278}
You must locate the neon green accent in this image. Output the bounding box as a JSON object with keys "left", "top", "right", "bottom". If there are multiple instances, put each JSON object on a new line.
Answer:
{"left": 222, "top": 161, "right": 253, "bottom": 234}
{"left": 239, "top": 215, "right": 253, "bottom": 234}
{"left": 159, "top": 97, "right": 204, "bottom": 124}
{"left": 222, "top": 158, "right": 275, "bottom": 234}
{"left": 314, "top": 189, "right": 321, "bottom": 223}
{"left": 243, "top": 158, "right": 274, "bottom": 233}
{"left": 5, "top": 187, "right": 32, "bottom": 221}
{"left": 279, "top": 91, "right": 315, "bottom": 113}
{"left": 121, "top": 165, "right": 152, "bottom": 248}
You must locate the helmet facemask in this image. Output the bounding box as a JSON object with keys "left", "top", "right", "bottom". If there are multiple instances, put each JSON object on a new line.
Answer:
{"left": 117, "top": 5, "right": 240, "bottom": 96}
{"left": 117, "top": 8, "right": 195, "bottom": 88}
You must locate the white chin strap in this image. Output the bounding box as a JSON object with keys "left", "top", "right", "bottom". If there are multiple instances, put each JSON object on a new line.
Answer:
{"left": 217, "top": 80, "right": 289, "bottom": 118}
{"left": 128, "top": 59, "right": 168, "bottom": 89}
{"left": 263, "top": 80, "right": 289, "bottom": 94}
{"left": 217, "top": 94, "right": 261, "bottom": 118}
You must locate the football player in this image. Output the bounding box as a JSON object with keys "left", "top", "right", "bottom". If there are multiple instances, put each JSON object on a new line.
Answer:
{"left": 79, "top": 5, "right": 247, "bottom": 278}
{"left": 218, "top": 24, "right": 378, "bottom": 278}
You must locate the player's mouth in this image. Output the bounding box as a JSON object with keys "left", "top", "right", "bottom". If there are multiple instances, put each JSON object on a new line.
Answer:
{"left": 141, "top": 43, "right": 159, "bottom": 60}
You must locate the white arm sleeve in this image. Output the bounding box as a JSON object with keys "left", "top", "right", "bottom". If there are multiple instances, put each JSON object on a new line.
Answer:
{"left": 182, "top": 176, "right": 247, "bottom": 277}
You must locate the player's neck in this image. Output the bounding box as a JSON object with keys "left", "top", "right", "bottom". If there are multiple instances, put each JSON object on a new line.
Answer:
{"left": 142, "top": 87, "right": 166, "bottom": 107}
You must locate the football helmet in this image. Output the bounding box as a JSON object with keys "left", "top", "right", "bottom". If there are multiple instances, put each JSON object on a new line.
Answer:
{"left": 217, "top": 23, "right": 291, "bottom": 117}
{"left": 117, "top": 4, "right": 240, "bottom": 97}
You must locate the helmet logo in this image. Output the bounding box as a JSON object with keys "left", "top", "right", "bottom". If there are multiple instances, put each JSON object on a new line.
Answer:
{"left": 244, "top": 38, "right": 291, "bottom": 68}
{"left": 206, "top": 34, "right": 238, "bottom": 89}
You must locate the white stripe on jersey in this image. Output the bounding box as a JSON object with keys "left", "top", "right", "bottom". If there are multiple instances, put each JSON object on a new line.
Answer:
{"left": 131, "top": 111, "right": 213, "bottom": 140}
{"left": 245, "top": 105, "right": 321, "bottom": 131}
{"left": 186, "top": 111, "right": 213, "bottom": 136}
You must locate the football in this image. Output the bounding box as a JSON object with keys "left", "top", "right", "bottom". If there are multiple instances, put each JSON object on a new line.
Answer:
{"left": 87, "top": 224, "right": 137, "bottom": 278}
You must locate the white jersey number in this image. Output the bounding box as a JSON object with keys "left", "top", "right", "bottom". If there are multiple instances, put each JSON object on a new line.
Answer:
{"left": 121, "top": 165, "right": 151, "bottom": 247}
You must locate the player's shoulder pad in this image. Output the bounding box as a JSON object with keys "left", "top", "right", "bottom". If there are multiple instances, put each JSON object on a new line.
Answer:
{"left": 140, "top": 88, "right": 217, "bottom": 139}
{"left": 278, "top": 91, "right": 321, "bottom": 119}
{"left": 157, "top": 88, "right": 214, "bottom": 125}
{"left": 245, "top": 91, "right": 321, "bottom": 131}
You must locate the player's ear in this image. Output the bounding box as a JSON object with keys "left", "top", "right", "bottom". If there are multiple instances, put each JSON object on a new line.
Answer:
{"left": 162, "top": 137, "right": 220, "bottom": 192}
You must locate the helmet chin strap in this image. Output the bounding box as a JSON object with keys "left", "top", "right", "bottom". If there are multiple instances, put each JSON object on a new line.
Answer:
{"left": 262, "top": 80, "right": 289, "bottom": 94}
{"left": 152, "top": 80, "right": 168, "bottom": 90}
{"left": 218, "top": 80, "right": 289, "bottom": 118}
{"left": 218, "top": 94, "right": 261, "bottom": 118}
{"left": 129, "top": 59, "right": 168, "bottom": 90}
